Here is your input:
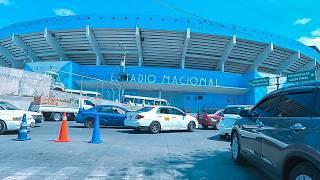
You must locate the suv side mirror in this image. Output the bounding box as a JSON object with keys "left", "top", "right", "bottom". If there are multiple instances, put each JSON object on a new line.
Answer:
{"left": 183, "top": 112, "right": 187, "bottom": 116}
{"left": 239, "top": 110, "right": 250, "bottom": 118}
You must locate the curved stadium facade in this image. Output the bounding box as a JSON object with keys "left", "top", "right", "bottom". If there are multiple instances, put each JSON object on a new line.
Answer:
{"left": 0, "top": 14, "right": 319, "bottom": 111}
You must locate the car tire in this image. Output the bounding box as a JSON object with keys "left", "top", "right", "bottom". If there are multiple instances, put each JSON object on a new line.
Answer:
{"left": 149, "top": 121, "right": 161, "bottom": 134}
{"left": 202, "top": 125, "right": 208, "bottom": 129}
{"left": 231, "top": 132, "right": 246, "bottom": 165}
{"left": 0, "top": 120, "right": 7, "bottom": 135}
{"left": 84, "top": 118, "right": 94, "bottom": 128}
{"left": 187, "top": 121, "right": 196, "bottom": 132}
{"left": 67, "top": 113, "right": 75, "bottom": 121}
{"left": 289, "top": 162, "right": 320, "bottom": 180}
{"left": 51, "top": 112, "right": 62, "bottom": 121}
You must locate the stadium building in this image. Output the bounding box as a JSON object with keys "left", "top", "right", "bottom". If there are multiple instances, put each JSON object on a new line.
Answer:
{"left": 0, "top": 14, "right": 319, "bottom": 112}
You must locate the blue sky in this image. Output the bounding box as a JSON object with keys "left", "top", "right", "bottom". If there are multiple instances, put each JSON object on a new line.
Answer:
{"left": 0, "top": 0, "right": 319, "bottom": 48}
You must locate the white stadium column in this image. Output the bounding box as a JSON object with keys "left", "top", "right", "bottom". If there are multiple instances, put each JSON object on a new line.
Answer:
{"left": 11, "top": 33, "right": 40, "bottom": 62}
{"left": 216, "top": 35, "right": 236, "bottom": 72}
{"left": 276, "top": 51, "right": 301, "bottom": 74}
{"left": 181, "top": 28, "right": 190, "bottom": 69}
{"left": 0, "top": 45, "right": 22, "bottom": 68}
{"left": 44, "top": 28, "right": 68, "bottom": 61}
{"left": 136, "top": 26, "right": 144, "bottom": 67}
{"left": 86, "top": 25, "right": 104, "bottom": 65}
{"left": 298, "top": 58, "right": 317, "bottom": 71}
{"left": 247, "top": 42, "right": 273, "bottom": 72}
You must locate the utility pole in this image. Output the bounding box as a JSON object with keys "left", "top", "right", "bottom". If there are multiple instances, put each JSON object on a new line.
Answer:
{"left": 115, "top": 42, "right": 127, "bottom": 99}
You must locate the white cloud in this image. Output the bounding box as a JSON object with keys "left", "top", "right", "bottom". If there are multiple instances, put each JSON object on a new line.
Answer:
{"left": 54, "top": 8, "right": 76, "bottom": 16}
{"left": 298, "top": 36, "right": 320, "bottom": 49}
{"left": 294, "top": 18, "right": 311, "bottom": 25}
{"left": 0, "top": 0, "right": 10, "bottom": 6}
{"left": 311, "top": 29, "right": 320, "bottom": 36}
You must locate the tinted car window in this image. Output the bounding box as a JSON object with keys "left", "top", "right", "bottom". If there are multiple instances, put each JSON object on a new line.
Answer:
{"left": 252, "top": 96, "right": 278, "bottom": 117}
{"left": 134, "top": 99, "right": 143, "bottom": 104}
{"left": 160, "top": 101, "right": 167, "bottom": 105}
{"left": 97, "top": 106, "right": 113, "bottom": 113}
{"left": 145, "top": 100, "right": 154, "bottom": 105}
{"left": 224, "top": 107, "right": 249, "bottom": 115}
{"left": 84, "top": 100, "right": 94, "bottom": 106}
{"left": 202, "top": 109, "right": 218, "bottom": 114}
{"left": 157, "top": 108, "right": 170, "bottom": 114}
{"left": 169, "top": 108, "right": 184, "bottom": 116}
{"left": 274, "top": 92, "right": 315, "bottom": 117}
{"left": 112, "top": 107, "right": 126, "bottom": 115}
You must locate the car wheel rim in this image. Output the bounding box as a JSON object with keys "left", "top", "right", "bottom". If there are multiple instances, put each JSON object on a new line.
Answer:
{"left": 232, "top": 136, "right": 239, "bottom": 159}
{"left": 86, "top": 120, "right": 93, "bottom": 127}
{"left": 191, "top": 123, "right": 195, "bottom": 129}
{"left": 152, "top": 124, "right": 159, "bottom": 132}
{"left": 53, "top": 113, "right": 61, "bottom": 121}
{"left": 0, "top": 122, "right": 4, "bottom": 133}
{"left": 295, "top": 175, "right": 312, "bottom": 180}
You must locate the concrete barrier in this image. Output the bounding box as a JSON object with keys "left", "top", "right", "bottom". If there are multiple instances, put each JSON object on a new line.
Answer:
{"left": 0, "top": 66, "right": 51, "bottom": 97}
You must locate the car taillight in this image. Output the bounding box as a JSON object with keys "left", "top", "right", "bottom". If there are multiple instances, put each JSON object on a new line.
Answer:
{"left": 136, "top": 114, "right": 144, "bottom": 119}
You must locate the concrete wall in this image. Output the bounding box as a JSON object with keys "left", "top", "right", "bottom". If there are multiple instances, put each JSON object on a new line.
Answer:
{"left": 0, "top": 96, "right": 34, "bottom": 110}
{"left": 0, "top": 66, "right": 51, "bottom": 97}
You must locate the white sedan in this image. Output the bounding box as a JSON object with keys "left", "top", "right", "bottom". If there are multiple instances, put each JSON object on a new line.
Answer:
{"left": 124, "top": 106, "right": 198, "bottom": 134}
{"left": 0, "top": 112, "right": 35, "bottom": 135}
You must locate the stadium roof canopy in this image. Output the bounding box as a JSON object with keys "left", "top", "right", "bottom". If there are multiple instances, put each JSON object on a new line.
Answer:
{"left": 0, "top": 14, "right": 319, "bottom": 74}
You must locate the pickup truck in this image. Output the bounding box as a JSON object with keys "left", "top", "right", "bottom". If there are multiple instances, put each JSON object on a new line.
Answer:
{"left": 30, "top": 98, "right": 95, "bottom": 121}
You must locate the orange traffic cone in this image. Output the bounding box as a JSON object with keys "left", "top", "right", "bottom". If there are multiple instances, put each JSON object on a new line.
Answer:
{"left": 54, "top": 112, "right": 70, "bottom": 142}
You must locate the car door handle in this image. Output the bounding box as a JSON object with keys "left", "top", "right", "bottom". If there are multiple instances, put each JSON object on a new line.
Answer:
{"left": 290, "top": 123, "right": 306, "bottom": 131}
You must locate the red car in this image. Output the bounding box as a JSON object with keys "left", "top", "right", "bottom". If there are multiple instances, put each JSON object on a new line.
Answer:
{"left": 196, "top": 109, "right": 224, "bottom": 129}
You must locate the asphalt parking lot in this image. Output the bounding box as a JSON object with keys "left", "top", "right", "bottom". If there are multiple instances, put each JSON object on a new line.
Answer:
{"left": 0, "top": 122, "right": 267, "bottom": 180}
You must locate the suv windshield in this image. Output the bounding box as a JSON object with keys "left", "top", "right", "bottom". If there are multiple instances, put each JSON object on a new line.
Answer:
{"left": 0, "top": 102, "right": 19, "bottom": 110}
{"left": 224, "top": 106, "right": 249, "bottom": 115}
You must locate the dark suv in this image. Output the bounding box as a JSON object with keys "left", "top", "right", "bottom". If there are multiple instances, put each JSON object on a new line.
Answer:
{"left": 230, "top": 82, "right": 320, "bottom": 180}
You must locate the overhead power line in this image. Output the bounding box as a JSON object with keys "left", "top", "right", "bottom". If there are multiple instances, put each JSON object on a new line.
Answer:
{"left": 152, "top": 0, "right": 259, "bottom": 38}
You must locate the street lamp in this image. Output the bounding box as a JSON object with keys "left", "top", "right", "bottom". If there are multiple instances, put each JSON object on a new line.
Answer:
{"left": 114, "top": 42, "right": 127, "bottom": 99}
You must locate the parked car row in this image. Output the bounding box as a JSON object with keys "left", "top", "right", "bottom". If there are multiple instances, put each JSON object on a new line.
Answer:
{"left": 75, "top": 105, "right": 198, "bottom": 134}
{"left": 196, "top": 105, "right": 253, "bottom": 139}
{"left": 0, "top": 101, "right": 44, "bottom": 134}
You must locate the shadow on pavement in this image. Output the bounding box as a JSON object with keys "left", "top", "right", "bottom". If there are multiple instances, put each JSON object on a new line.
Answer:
{"left": 208, "top": 135, "right": 230, "bottom": 142}
{"left": 69, "top": 125, "right": 133, "bottom": 130}
{"left": 116, "top": 129, "right": 148, "bottom": 134}
{"left": 124, "top": 150, "right": 268, "bottom": 180}
{"left": 197, "top": 127, "right": 218, "bottom": 131}
{"left": 2, "top": 130, "right": 19, "bottom": 135}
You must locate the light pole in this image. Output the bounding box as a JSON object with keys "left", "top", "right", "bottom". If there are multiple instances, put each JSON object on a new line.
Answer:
{"left": 115, "top": 42, "right": 127, "bottom": 98}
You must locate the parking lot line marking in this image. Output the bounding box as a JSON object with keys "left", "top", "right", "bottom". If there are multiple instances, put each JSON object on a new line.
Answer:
{"left": 2, "top": 167, "right": 46, "bottom": 180}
